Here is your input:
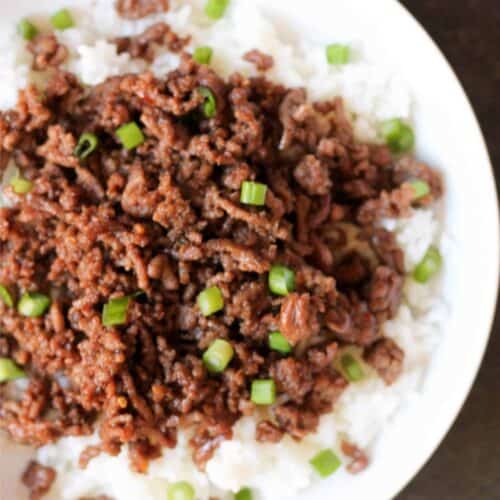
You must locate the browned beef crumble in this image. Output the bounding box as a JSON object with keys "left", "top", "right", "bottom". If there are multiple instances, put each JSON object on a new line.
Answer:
{"left": 27, "top": 34, "right": 69, "bottom": 71}
{"left": 341, "top": 440, "right": 370, "bottom": 474}
{"left": 116, "top": 0, "right": 170, "bottom": 19}
{"left": 243, "top": 49, "right": 275, "bottom": 72}
{"left": 114, "top": 22, "right": 191, "bottom": 62}
{"left": 364, "top": 337, "right": 405, "bottom": 385}
{"left": 0, "top": 24, "right": 443, "bottom": 496}
{"left": 22, "top": 461, "right": 56, "bottom": 500}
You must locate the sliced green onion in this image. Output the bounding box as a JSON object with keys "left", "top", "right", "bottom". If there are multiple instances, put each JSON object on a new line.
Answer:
{"left": 205, "top": 0, "right": 230, "bottom": 19}
{"left": 268, "top": 265, "right": 295, "bottom": 296}
{"left": 167, "top": 481, "right": 195, "bottom": 500}
{"left": 240, "top": 181, "right": 267, "bottom": 206}
{"left": 203, "top": 339, "right": 234, "bottom": 373}
{"left": 381, "top": 118, "right": 415, "bottom": 153}
{"left": 413, "top": 246, "right": 442, "bottom": 284}
{"left": 326, "top": 44, "right": 350, "bottom": 65}
{"left": 10, "top": 176, "right": 33, "bottom": 194}
{"left": 193, "top": 46, "right": 213, "bottom": 65}
{"left": 74, "top": 132, "right": 99, "bottom": 160}
{"left": 268, "top": 332, "right": 292, "bottom": 355}
{"left": 102, "top": 296, "right": 131, "bottom": 327}
{"left": 50, "top": 9, "right": 74, "bottom": 31}
{"left": 18, "top": 292, "right": 51, "bottom": 318}
{"left": 235, "top": 487, "right": 252, "bottom": 500}
{"left": 0, "top": 285, "right": 14, "bottom": 308}
{"left": 197, "top": 286, "right": 224, "bottom": 316}
{"left": 116, "top": 122, "right": 145, "bottom": 150}
{"left": 251, "top": 379, "right": 276, "bottom": 405}
{"left": 17, "top": 19, "right": 38, "bottom": 41}
{"left": 0, "top": 358, "right": 26, "bottom": 383}
{"left": 310, "top": 449, "right": 342, "bottom": 478}
{"left": 198, "top": 87, "right": 217, "bottom": 118}
{"left": 340, "top": 354, "right": 364, "bottom": 382}
{"left": 408, "top": 179, "right": 430, "bottom": 200}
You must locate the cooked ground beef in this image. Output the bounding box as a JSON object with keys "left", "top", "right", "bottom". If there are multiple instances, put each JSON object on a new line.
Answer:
{"left": 27, "top": 34, "right": 69, "bottom": 71}
{"left": 243, "top": 49, "right": 275, "bottom": 72}
{"left": 341, "top": 440, "right": 370, "bottom": 474}
{"left": 22, "top": 461, "right": 56, "bottom": 500}
{"left": 364, "top": 338, "right": 405, "bottom": 385}
{"left": 116, "top": 0, "right": 169, "bottom": 19}
{"left": 114, "top": 22, "right": 190, "bottom": 62}
{"left": 0, "top": 9, "right": 442, "bottom": 492}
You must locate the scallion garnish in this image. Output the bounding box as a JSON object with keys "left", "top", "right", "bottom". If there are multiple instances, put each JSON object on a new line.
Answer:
{"left": 381, "top": 118, "right": 415, "bottom": 153}
{"left": 340, "top": 354, "right": 364, "bottom": 382}
{"left": 326, "top": 44, "right": 350, "bottom": 65}
{"left": 10, "top": 176, "right": 33, "bottom": 195}
{"left": 74, "top": 132, "right": 99, "bottom": 160}
{"left": 50, "top": 9, "right": 74, "bottom": 31}
{"left": 413, "top": 246, "right": 442, "bottom": 284}
{"left": 408, "top": 179, "right": 430, "bottom": 200}
{"left": 116, "top": 122, "right": 145, "bottom": 150}
{"left": 0, "top": 358, "right": 26, "bottom": 383}
{"left": 205, "top": 0, "right": 230, "bottom": 20}
{"left": 193, "top": 46, "right": 213, "bottom": 65}
{"left": 197, "top": 286, "right": 224, "bottom": 317}
{"left": 235, "top": 487, "right": 252, "bottom": 500}
{"left": 102, "top": 296, "right": 131, "bottom": 327}
{"left": 18, "top": 292, "right": 51, "bottom": 318}
{"left": 268, "top": 265, "right": 295, "bottom": 296}
{"left": 268, "top": 332, "right": 292, "bottom": 354}
{"left": 240, "top": 181, "right": 267, "bottom": 206}
{"left": 0, "top": 285, "right": 14, "bottom": 308}
{"left": 17, "top": 19, "right": 38, "bottom": 40}
{"left": 167, "top": 481, "right": 195, "bottom": 500}
{"left": 198, "top": 87, "right": 217, "bottom": 118}
{"left": 203, "top": 339, "right": 234, "bottom": 373}
{"left": 251, "top": 379, "right": 276, "bottom": 405}
{"left": 310, "top": 449, "right": 342, "bottom": 478}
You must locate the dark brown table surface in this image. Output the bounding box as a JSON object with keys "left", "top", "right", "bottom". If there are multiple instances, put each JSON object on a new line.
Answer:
{"left": 397, "top": 1, "right": 500, "bottom": 499}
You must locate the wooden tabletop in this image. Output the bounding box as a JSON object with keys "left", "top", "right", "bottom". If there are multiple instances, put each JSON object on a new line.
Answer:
{"left": 398, "top": 1, "right": 500, "bottom": 499}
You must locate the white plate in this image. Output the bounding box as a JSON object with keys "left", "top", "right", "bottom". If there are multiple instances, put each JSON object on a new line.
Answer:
{"left": 0, "top": 1, "right": 498, "bottom": 499}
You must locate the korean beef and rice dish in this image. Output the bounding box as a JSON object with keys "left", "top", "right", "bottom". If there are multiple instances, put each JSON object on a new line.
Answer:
{"left": 0, "top": 1, "right": 447, "bottom": 499}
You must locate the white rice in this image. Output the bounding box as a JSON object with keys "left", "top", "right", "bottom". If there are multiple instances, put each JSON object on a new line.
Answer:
{"left": 0, "top": 1, "right": 448, "bottom": 499}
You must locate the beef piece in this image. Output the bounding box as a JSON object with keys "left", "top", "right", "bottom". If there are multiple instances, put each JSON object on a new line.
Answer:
{"left": 22, "top": 461, "right": 56, "bottom": 500}
{"left": 243, "top": 49, "right": 275, "bottom": 71}
{"left": 365, "top": 266, "right": 404, "bottom": 320}
{"left": 153, "top": 173, "right": 197, "bottom": 233}
{"left": 116, "top": 0, "right": 169, "bottom": 19}
{"left": 341, "top": 440, "right": 369, "bottom": 474}
{"left": 393, "top": 156, "right": 443, "bottom": 203}
{"left": 273, "top": 404, "right": 320, "bottom": 439}
{"left": 271, "top": 358, "right": 313, "bottom": 404}
{"left": 294, "top": 155, "right": 332, "bottom": 196}
{"left": 115, "top": 22, "right": 190, "bottom": 62}
{"left": 79, "top": 445, "right": 102, "bottom": 469}
{"left": 325, "top": 293, "right": 380, "bottom": 346}
{"left": 333, "top": 252, "right": 370, "bottom": 287}
{"left": 147, "top": 254, "right": 179, "bottom": 290}
{"left": 256, "top": 420, "right": 284, "bottom": 443}
{"left": 364, "top": 338, "right": 404, "bottom": 385}
{"left": 279, "top": 293, "right": 320, "bottom": 345}
{"left": 121, "top": 164, "right": 161, "bottom": 217}
{"left": 28, "top": 34, "right": 68, "bottom": 71}
{"left": 36, "top": 125, "right": 79, "bottom": 168}
{"left": 369, "top": 228, "right": 405, "bottom": 274}
{"left": 206, "top": 239, "right": 270, "bottom": 274}
{"left": 357, "top": 183, "right": 416, "bottom": 225}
